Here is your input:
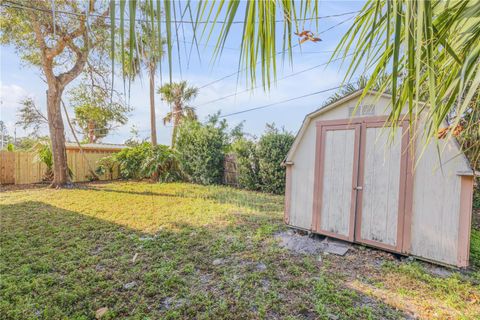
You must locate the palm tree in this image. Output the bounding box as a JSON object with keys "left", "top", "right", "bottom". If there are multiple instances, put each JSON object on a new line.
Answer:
{"left": 112, "top": 0, "right": 478, "bottom": 153}
{"left": 157, "top": 81, "right": 199, "bottom": 146}
{"left": 122, "top": 4, "right": 164, "bottom": 146}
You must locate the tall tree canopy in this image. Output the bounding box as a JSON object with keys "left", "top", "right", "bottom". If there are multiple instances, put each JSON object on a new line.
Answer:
{"left": 119, "top": 3, "right": 165, "bottom": 146}
{"left": 2, "top": 0, "right": 478, "bottom": 184}
{"left": 1, "top": 0, "right": 110, "bottom": 186}
{"left": 69, "top": 84, "right": 130, "bottom": 143}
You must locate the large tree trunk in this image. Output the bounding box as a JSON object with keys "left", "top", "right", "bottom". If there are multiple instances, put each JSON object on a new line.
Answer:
{"left": 149, "top": 64, "right": 157, "bottom": 146}
{"left": 46, "top": 85, "right": 70, "bottom": 187}
{"left": 29, "top": 5, "right": 107, "bottom": 187}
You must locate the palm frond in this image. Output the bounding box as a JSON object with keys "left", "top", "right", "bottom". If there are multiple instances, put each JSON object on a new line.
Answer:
{"left": 333, "top": 0, "right": 480, "bottom": 147}
{"left": 163, "top": 111, "right": 173, "bottom": 125}
{"left": 110, "top": 0, "right": 322, "bottom": 88}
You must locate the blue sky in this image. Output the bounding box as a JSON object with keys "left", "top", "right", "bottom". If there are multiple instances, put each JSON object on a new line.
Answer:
{"left": 0, "top": 1, "right": 365, "bottom": 145}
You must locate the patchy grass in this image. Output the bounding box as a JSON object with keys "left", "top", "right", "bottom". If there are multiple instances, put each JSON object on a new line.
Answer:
{"left": 0, "top": 181, "right": 479, "bottom": 319}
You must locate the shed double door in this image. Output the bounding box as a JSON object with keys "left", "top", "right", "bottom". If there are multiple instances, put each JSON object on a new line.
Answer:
{"left": 313, "top": 119, "right": 409, "bottom": 253}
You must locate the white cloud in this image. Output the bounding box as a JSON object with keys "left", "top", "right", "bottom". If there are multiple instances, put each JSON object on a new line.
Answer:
{"left": 0, "top": 82, "right": 29, "bottom": 109}
{"left": 0, "top": 82, "right": 47, "bottom": 138}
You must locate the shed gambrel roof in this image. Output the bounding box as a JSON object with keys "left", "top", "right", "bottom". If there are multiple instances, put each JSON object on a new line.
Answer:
{"left": 284, "top": 90, "right": 472, "bottom": 174}
{"left": 285, "top": 90, "right": 385, "bottom": 162}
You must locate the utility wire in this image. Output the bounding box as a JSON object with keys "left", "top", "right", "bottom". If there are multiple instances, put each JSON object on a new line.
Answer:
{"left": 198, "top": 15, "right": 356, "bottom": 90}
{"left": 197, "top": 53, "right": 355, "bottom": 106}
{"left": 3, "top": 0, "right": 357, "bottom": 91}
{"left": 1, "top": 1, "right": 358, "bottom": 24}
{"left": 218, "top": 85, "right": 344, "bottom": 118}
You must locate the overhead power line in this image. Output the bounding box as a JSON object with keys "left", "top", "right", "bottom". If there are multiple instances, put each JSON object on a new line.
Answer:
{"left": 1, "top": 1, "right": 358, "bottom": 25}
{"left": 218, "top": 85, "right": 344, "bottom": 118}
{"left": 198, "top": 54, "right": 354, "bottom": 106}
{"left": 198, "top": 15, "right": 356, "bottom": 90}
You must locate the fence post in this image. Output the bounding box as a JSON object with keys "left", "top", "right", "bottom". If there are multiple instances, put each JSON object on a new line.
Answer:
{"left": 223, "top": 154, "right": 238, "bottom": 186}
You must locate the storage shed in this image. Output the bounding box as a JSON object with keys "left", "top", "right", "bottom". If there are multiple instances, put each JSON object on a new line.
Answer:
{"left": 284, "top": 90, "right": 475, "bottom": 267}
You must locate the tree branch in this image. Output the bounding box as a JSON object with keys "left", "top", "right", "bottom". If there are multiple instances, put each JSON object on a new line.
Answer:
{"left": 31, "top": 18, "right": 55, "bottom": 81}
{"left": 57, "top": 7, "right": 109, "bottom": 87}
{"left": 61, "top": 99, "right": 99, "bottom": 179}
{"left": 57, "top": 38, "right": 88, "bottom": 87}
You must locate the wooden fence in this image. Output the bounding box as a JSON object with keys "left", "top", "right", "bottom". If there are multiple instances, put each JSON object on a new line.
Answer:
{"left": 0, "top": 150, "right": 120, "bottom": 185}
{"left": 0, "top": 151, "right": 15, "bottom": 184}
{"left": 223, "top": 154, "right": 238, "bottom": 186}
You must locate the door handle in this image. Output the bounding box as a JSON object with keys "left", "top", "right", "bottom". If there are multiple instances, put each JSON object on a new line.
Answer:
{"left": 353, "top": 186, "right": 363, "bottom": 190}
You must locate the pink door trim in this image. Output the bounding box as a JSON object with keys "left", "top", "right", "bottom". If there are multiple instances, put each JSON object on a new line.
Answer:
{"left": 354, "top": 120, "right": 410, "bottom": 253}
{"left": 458, "top": 175, "right": 474, "bottom": 267}
{"left": 312, "top": 116, "right": 414, "bottom": 254}
{"left": 312, "top": 123, "right": 361, "bottom": 242}
{"left": 284, "top": 164, "right": 293, "bottom": 224}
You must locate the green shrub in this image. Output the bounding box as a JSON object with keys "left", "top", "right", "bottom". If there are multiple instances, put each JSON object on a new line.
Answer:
{"left": 473, "top": 187, "right": 480, "bottom": 210}
{"left": 110, "top": 143, "right": 181, "bottom": 181}
{"left": 114, "top": 142, "right": 152, "bottom": 179}
{"left": 141, "top": 145, "right": 182, "bottom": 182}
{"left": 34, "top": 142, "right": 54, "bottom": 181}
{"left": 470, "top": 229, "right": 480, "bottom": 269}
{"left": 231, "top": 137, "right": 260, "bottom": 190}
{"left": 95, "top": 155, "right": 117, "bottom": 180}
{"left": 230, "top": 124, "right": 294, "bottom": 194}
{"left": 257, "top": 124, "right": 294, "bottom": 194}
{"left": 176, "top": 116, "right": 229, "bottom": 185}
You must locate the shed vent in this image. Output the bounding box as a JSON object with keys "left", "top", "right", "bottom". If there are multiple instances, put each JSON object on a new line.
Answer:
{"left": 348, "top": 104, "right": 376, "bottom": 117}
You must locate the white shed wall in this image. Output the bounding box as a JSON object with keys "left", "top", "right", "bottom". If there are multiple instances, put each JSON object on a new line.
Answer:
{"left": 410, "top": 133, "right": 470, "bottom": 265}
{"left": 287, "top": 91, "right": 471, "bottom": 266}
{"left": 289, "top": 121, "right": 316, "bottom": 229}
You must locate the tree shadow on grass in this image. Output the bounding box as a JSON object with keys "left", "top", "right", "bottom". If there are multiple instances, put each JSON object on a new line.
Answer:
{"left": 84, "top": 186, "right": 189, "bottom": 198}
{"left": 1, "top": 201, "right": 409, "bottom": 320}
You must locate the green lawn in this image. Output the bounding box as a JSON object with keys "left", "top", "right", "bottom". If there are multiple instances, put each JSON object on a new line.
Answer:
{"left": 1, "top": 182, "right": 479, "bottom": 319}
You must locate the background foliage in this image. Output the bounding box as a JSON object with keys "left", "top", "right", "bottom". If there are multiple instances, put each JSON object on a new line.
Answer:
{"left": 232, "top": 124, "right": 294, "bottom": 195}
{"left": 257, "top": 125, "right": 295, "bottom": 194}
{"left": 109, "top": 142, "right": 181, "bottom": 182}
{"left": 175, "top": 115, "right": 229, "bottom": 185}
{"left": 98, "top": 118, "right": 292, "bottom": 194}
{"left": 231, "top": 137, "right": 261, "bottom": 191}
{"left": 69, "top": 84, "right": 130, "bottom": 143}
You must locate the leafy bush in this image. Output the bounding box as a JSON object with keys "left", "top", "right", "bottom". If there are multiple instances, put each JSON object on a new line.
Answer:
{"left": 473, "top": 187, "right": 480, "bottom": 210}
{"left": 257, "top": 124, "right": 294, "bottom": 194}
{"left": 34, "top": 142, "right": 54, "bottom": 181}
{"left": 33, "top": 142, "right": 74, "bottom": 181}
{"left": 95, "top": 155, "right": 117, "bottom": 180}
{"left": 114, "top": 142, "right": 152, "bottom": 179}
{"left": 470, "top": 229, "right": 480, "bottom": 269}
{"left": 141, "top": 145, "right": 182, "bottom": 182}
{"left": 231, "top": 124, "right": 294, "bottom": 194}
{"left": 110, "top": 142, "right": 181, "bottom": 181}
{"left": 231, "top": 138, "right": 260, "bottom": 190}
{"left": 176, "top": 116, "right": 229, "bottom": 185}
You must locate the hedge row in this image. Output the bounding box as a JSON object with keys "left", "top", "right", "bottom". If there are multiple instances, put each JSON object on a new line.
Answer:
{"left": 99, "top": 117, "right": 294, "bottom": 195}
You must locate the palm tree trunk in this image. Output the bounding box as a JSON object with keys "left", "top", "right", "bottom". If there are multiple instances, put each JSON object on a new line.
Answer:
{"left": 171, "top": 102, "right": 181, "bottom": 148}
{"left": 149, "top": 63, "right": 157, "bottom": 146}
